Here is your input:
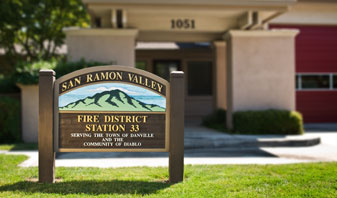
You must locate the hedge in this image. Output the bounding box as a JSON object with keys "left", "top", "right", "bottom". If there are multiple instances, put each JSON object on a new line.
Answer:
{"left": 202, "top": 109, "right": 227, "bottom": 131}
{"left": 233, "top": 109, "right": 304, "bottom": 135}
{"left": 0, "top": 96, "right": 21, "bottom": 143}
{"left": 203, "top": 109, "right": 304, "bottom": 135}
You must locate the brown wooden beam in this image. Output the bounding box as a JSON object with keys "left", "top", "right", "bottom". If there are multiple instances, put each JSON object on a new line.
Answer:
{"left": 169, "top": 71, "right": 184, "bottom": 183}
{"left": 38, "top": 69, "right": 55, "bottom": 183}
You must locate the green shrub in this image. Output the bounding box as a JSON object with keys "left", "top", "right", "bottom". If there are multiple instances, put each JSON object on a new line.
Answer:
{"left": 233, "top": 109, "right": 304, "bottom": 135}
{"left": 15, "top": 59, "right": 111, "bottom": 85}
{"left": 53, "top": 59, "right": 113, "bottom": 78}
{"left": 0, "top": 96, "right": 21, "bottom": 143}
{"left": 202, "top": 109, "right": 227, "bottom": 131}
{"left": 15, "top": 60, "right": 57, "bottom": 85}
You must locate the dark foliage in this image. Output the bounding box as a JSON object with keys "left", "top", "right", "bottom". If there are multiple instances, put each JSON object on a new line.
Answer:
{"left": 0, "top": 96, "right": 21, "bottom": 143}
{"left": 202, "top": 109, "right": 227, "bottom": 131}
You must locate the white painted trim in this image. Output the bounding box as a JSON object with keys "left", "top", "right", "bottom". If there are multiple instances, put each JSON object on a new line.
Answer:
{"left": 298, "top": 74, "right": 302, "bottom": 90}
{"left": 296, "top": 90, "right": 337, "bottom": 92}
{"left": 298, "top": 73, "right": 337, "bottom": 75}
{"left": 224, "top": 29, "right": 299, "bottom": 39}
{"left": 213, "top": 41, "right": 226, "bottom": 47}
{"left": 122, "top": 9, "right": 128, "bottom": 28}
{"left": 111, "top": 10, "right": 117, "bottom": 28}
{"left": 64, "top": 28, "right": 139, "bottom": 36}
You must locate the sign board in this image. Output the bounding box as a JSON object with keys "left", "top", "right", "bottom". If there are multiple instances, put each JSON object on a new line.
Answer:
{"left": 54, "top": 66, "right": 170, "bottom": 152}
{"left": 38, "top": 66, "right": 184, "bottom": 184}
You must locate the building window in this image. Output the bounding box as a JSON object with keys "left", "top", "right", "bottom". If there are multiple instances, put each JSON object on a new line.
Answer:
{"left": 153, "top": 60, "right": 180, "bottom": 81}
{"left": 301, "top": 75, "right": 330, "bottom": 89}
{"left": 187, "top": 61, "right": 212, "bottom": 96}
{"left": 136, "top": 61, "right": 147, "bottom": 71}
{"left": 296, "top": 73, "right": 337, "bottom": 90}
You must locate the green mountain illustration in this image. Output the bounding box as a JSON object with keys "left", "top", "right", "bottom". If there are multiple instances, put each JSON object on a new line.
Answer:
{"left": 59, "top": 89, "right": 165, "bottom": 112}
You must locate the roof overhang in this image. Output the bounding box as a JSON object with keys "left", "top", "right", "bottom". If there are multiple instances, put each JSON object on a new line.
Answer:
{"left": 83, "top": 0, "right": 296, "bottom": 7}
{"left": 83, "top": 0, "right": 297, "bottom": 42}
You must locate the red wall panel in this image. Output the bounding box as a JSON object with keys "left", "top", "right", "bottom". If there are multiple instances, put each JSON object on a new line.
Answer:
{"left": 296, "top": 91, "right": 337, "bottom": 123}
{"left": 271, "top": 25, "right": 337, "bottom": 73}
{"left": 272, "top": 25, "right": 337, "bottom": 122}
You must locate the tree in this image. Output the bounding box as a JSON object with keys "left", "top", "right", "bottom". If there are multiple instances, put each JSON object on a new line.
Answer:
{"left": 0, "top": 0, "right": 89, "bottom": 64}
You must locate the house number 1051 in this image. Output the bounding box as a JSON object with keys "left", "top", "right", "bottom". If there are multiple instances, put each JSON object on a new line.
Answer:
{"left": 171, "top": 19, "right": 195, "bottom": 29}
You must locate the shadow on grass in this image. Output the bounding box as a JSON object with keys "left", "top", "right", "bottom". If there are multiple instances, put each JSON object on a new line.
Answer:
{"left": 0, "top": 143, "right": 38, "bottom": 151}
{"left": 56, "top": 148, "right": 277, "bottom": 159}
{"left": 12, "top": 143, "right": 38, "bottom": 150}
{"left": 0, "top": 180, "right": 171, "bottom": 195}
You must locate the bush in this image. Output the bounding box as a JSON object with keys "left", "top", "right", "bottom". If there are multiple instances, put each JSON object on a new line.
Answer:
{"left": 233, "top": 109, "right": 304, "bottom": 135}
{"left": 202, "top": 109, "right": 227, "bottom": 131}
{"left": 15, "top": 60, "right": 57, "bottom": 85}
{"left": 53, "top": 59, "right": 113, "bottom": 78}
{"left": 15, "top": 59, "right": 111, "bottom": 85}
{"left": 0, "top": 96, "right": 21, "bottom": 143}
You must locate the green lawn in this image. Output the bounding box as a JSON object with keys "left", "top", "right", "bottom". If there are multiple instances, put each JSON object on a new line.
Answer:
{"left": 0, "top": 154, "right": 336, "bottom": 197}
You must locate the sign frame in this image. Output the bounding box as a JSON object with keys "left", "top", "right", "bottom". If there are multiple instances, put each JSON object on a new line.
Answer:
{"left": 38, "top": 65, "right": 184, "bottom": 184}
{"left": 53, "top": 66, "right": 170, "bottom": 153}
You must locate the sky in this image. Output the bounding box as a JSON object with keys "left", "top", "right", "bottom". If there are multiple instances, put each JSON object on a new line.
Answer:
{"left": 59, "top": 83, "right": 166, "bottom": 108}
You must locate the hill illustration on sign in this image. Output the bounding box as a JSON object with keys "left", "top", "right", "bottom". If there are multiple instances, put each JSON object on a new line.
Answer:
{"left": 59, "top": 83, "right": 166, "bottom": 112}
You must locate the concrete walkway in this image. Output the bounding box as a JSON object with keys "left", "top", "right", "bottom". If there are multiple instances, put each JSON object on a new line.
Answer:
{"left": 1, "top": 124, "right": 336, "bottom": 167}
{"left": 184, "top": 125, "right": 320, "bottom": 149}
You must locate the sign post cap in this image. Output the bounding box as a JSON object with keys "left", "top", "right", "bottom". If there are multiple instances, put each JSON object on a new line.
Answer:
{"left": 39, "top": 69, "right": 55, "bottom": 76}
{"left": 170, "top": 71, "right": 184, "bottom": 78}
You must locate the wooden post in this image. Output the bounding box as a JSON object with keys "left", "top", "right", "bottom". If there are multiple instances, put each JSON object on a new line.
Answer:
{"left": 39, "top": 69, "right": 55, "bottom": 183}
{"left": 169, "top": 71, "right": 184, "bottom": 183}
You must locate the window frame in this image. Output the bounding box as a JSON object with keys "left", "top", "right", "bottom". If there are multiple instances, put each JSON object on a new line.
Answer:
{"left": 333, "top": 74, "right": 337, "bottom": 90}
{"left": 296, "top": 73, "right": 337, "bottom": 91}
{"left": 152, "top": 59, "right": 182, "bottom": 81}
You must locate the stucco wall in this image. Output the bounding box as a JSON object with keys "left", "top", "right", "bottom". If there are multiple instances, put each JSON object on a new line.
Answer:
{"left": 17, "top": 84, "right": 38, "bottom": 143}
{"left": 225, "top": 30, "right": 299, "bottom": 128}
{"left": 214, "top": 41, "right": 227, "bottom": 110}
{"left": 65, "top": 29, "right": 138, "bottom": 67}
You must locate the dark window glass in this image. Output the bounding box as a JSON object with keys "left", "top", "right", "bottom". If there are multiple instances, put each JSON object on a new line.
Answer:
{"left": 295, "top": 75, "right": 299, "bottom": 89}
{"left": 301, "top": 75, "right": 330, "bottom": 89}
{"left": 95, "top": 17, "right": 101, "bottom": 28}
{"left": 334, "top": 75, "right": 337, "bottom": 89}
{"left": 116, "top": 9, "right": 123, "bottom": 28}
{"left": 188, "top": 61, "right": 212, "bottom": 96}
{"left": 136, "top": 61, "right": 147, "bottom": 71}
{"left": 153, "top": 60, "right": 180, "bottom": 81}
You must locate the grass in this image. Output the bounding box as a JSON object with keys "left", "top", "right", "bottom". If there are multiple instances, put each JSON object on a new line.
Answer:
{"left": 0, "top": 154, "right": 336, "bottom": 197}
{"left": 0, "top": 143, "right": 38, "bottom": 151}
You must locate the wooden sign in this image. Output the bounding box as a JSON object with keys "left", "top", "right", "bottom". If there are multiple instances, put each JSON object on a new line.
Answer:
{"left": 54, "top": 67, "right": 169, "bottom": 152}
{"left": 38, "top": 66, "right": 184, "bottom": 184}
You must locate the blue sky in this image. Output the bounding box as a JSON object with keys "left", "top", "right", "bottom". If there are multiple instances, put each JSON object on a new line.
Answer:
{"left": 59, "top": 83, "right": 166, "bottom": 108}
